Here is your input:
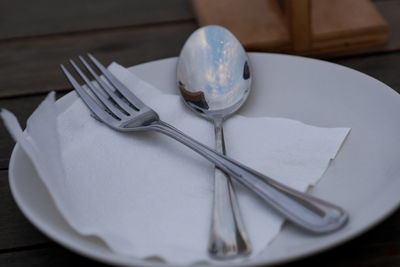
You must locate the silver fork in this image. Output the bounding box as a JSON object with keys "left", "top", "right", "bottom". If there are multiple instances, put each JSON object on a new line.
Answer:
{"left": 60, "top": 54, "right": 348, "bottom": 234}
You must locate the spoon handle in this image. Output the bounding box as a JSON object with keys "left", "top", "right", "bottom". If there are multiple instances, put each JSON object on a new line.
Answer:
{"left": 152, "top": 120, "right": 348, "bottom": 233}
{"left": 208, "top": 122, "right": 251, "bottom": 258}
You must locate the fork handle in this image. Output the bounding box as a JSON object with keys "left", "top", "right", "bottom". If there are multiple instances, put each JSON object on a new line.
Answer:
{"left": 151, "top": 120, "right": 348, "bottom": 233}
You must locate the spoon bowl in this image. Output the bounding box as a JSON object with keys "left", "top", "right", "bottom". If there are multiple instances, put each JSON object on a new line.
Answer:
{"left": 177, "top": 25, "right": 251, "bottom": 121}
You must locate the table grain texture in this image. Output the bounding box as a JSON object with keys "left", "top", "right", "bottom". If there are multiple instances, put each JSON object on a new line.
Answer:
{"left": 1, "top": 0, "right": 399, "bottom": 266}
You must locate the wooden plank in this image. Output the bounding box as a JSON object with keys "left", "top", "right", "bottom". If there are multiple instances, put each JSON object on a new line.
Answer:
{"left": 0, "top": 94, "right": 66, "bottom": 166}
{"left": 191, "top": 0, "right": 391, "bottom": 55}
{"left": 0, "top": 23, "right": 196, "bottom": 98}
{"left": 0, "top": 0, "right": 194, "bottom": 40}
{"left": 293, "top": 0, "right": 389, "bottom": 56}
{"left": 305, "top": 32, "right": 388, "bottom": 57}
{"left": 306, "top": 0, "right": 400, "bottom": 58}
{"left": 285, "top": 0, "right": 312, "bottom": 51}
{"left": 0, "top": 170, "right": 50, "bottom": 251}
{"left": 191, "top": 0, "right": 290, "bottom": 50}
{"left": 0, "top": 245, "right": 103, "bottom": 267}
{"left": 312, "top": 0, "right": 387, "bottom": 41}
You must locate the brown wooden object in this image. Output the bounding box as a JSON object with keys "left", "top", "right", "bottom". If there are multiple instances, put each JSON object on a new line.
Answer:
{"left": 191, "top": 0, "right": 388, "bottom": 55}
{"left": 191, "top": 0, "right": 290, "bottom": 51}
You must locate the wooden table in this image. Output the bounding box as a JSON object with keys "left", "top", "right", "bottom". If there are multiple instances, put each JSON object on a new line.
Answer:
{"left": 1, "top": 1, "right": 399, "bottom": 266}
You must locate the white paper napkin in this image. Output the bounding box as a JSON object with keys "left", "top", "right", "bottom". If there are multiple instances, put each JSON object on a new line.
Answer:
{"left": 1, "top": 63, "right": 350, "bottom": 265}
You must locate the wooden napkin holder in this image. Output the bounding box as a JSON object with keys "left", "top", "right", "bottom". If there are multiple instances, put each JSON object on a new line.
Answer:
{"left": 191, "top": 0, "right": 388, "bottom": 56}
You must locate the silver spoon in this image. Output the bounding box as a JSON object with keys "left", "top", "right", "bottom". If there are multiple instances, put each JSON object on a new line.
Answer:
{"left": 177, "top": 25, "right": 251, "bottom": 259}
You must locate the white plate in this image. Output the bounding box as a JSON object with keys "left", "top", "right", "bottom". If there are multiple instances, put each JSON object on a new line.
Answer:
{"left": 9, "top": 53, "right": 400, "bottom": 266}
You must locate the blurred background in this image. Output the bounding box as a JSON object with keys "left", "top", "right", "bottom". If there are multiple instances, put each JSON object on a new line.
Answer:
{"left": 0, "top": 0, "right": 398, "bottom": 99}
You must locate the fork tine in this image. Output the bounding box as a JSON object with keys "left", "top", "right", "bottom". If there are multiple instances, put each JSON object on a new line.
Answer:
{"left": 69, "top": 59, "right": 127, "bottom": 119}
{"left": 87, "top": 53, "right": 146, "bottom": 110}
{"left": 60, "top": 64, "right": 119, "bottom": 125}
{"left": 78, "top": 56, "right": 138, "bottom": 114}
